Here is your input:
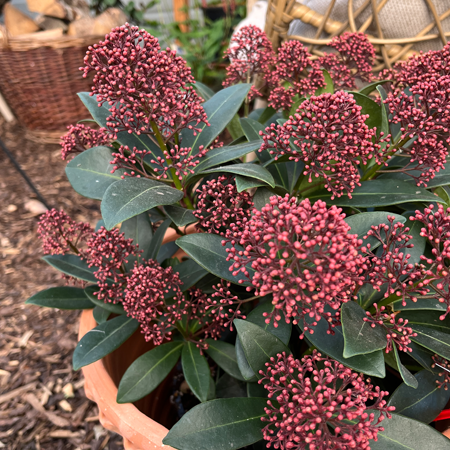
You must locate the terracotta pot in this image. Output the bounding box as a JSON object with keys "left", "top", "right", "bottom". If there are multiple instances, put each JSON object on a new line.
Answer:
{"left": 79, "top": 225, "right": 196, "bottom": 450}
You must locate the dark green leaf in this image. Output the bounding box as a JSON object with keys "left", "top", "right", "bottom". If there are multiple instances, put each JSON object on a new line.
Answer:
{"left": 164, "top": 205, "right": 197, "bottom": 227}
{"left": 180, "top": 84, "right": 251, "bottom": 153}
{"left": 93, "top": 306, "right": 111, "bottom": 324}
{"left": 193, "top": 81, "right": 215, "bottom": 100}
{"left": 73, "top": 315, "right": 139, "bottom": 370}
{"left": 314, "top": 69, "right": 334, "bottom": 95}
{"left": 162, "top": 397, "right": 268, "bottom": 450}
{"left": 247, "top": 382, "right": 267, "bottom": 398}
{"left": 216, "top": 373, "right": 247, "bottom": 398}
{"left": 246, "top": 301, "right": 291, "bottom": 345}
{"left": 235, "top": 176, "right": 267, "bottom": 192}
{"left": 309, "top": 180, "right": 444, "bottom": 208}
{"left": 345, "top": 212, "right": 406, "bottom": 251}
{"left": 391, "top": 297, "right": 447, "bottom": 313}
{"left": 298, "top": 320, "right": 386, "bottom": 377}
{"left": 121, "top": 212, "right": 153, "bottom": 267}
{"left": 205, "top": 340, "right": 244, "bottom": 381}
{"left": 26, "top": 287, "right": 93, "bottom": 310}
{"left": 176, "top": 233, "right": 253, "bottom": 286}
{"left": 66, "top": 147, "right": 125, "bottom": 200}
{"left": 157, "top": 241, "right": 179, "bottom": 264}
{"left": 43, "top": 254, "right": 96, "bottom": 283}
{"left": 101, "top": 179, "right": 184, "bottom": 230}
{"left": 401, "top": 219, "right": 426, "bottom": 265}
{"left": 234, "top": 319, "right": 289, "bottom": 378}
{"left": 146, "top": 219, "right": 171, "bottom": 261}
{"left": 236, "top": 337, "right": 257, "bottom": 381}
{"left": 182, "top": 342, "right": 211, "bottom": 402}
{"left": 388, "top": 370, "right": 450, "bottom": 423}
{"left": 257, "top": 106, "right": 277, "bottom": 124}
{"left": 378, "top": 163, "right": 450, "bottom": 188}
{"left": 341, "top": 301, "right": 387, "bottom": 357}
{"left": 84, "top": 285, "right": 125, "bottom": 314}
{"left": 399, "top": 311, "right": 450, "bottom": 333}
{"left": 411, "top": 325, "right": 450, "bottom": 360}
{"left": 174, "top": 259, "right": 208, "bottom": 291}
{"left": 409, "top": 341, "right": 437, "bottom": 372}
{"left": 359, "top": 80, "right": 390, "bottom": 96}
{"left": 227, "top": 114, "right": 245, "bottom": 140}
{"left": 117, "top": 341, "right": 183, "bottom": 403}
{"left": 351, "top": 92, "right": 382, "bottom": 131}
{"left": 200, "top": 164, "right": 275, "bottom": 188}
{"left": 369, "top": 412, "right": 450, "bottom": 450}
{"left": 393, "top": 344, "right": 418, "bottom": 388}
{"left": 289, "top": 96, "right": 306, "bottom": 117}
{"left": 240, "top": 118, "right": 264, "bottom": 142}
{"left": 253, "top": 187, "right": 274, "bottom": 211}
{"left": 191, "top": 141, "right": 262, "bottom": 176}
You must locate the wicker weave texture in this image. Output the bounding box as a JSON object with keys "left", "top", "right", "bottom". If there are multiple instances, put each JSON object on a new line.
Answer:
{"left": 265, "top": 0, "right": 450, "bottom": 70}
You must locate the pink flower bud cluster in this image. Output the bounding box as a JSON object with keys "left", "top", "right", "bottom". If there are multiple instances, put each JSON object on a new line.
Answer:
{"left": 37, "top": 209, "right": 93, "bottom": 255}
{"left": 82, "top": 24, "right": 208, "bottom": 141}
{"left": 267, "top": 40, "right": 325, "bottom": 111}
{"left": 363, "top": 304, "right": 417, "bottom": 354}
{"left": 84, "top": 227, "right": 140, "bottom": 303}
{"left": 60, "top": 124, "right": 110, "bottom": 161}
{"left": 194, "top": 175, "right": 253, "bottom": 235}
{"left": 225, "top": 195, "right": 363, "bottom": 336}
{"left": 223, "top": 25, "right": 275, "bottom": 99}
{"left": 260, "top": 92, "right": 380, "bottom": 199}
{"left": 360, "top": 217, "right": 429, "bottom": 305}
{"left": 432, "top": 355, "right": 450, "bottom": 390}
{"left": 318, "top": 32, "right": 375, "bottom": 90}
{"left": 383, "top": 75, "right": 450, "bottom": 187}
{"left": 259, "top": 351, "right": 394, "bottom": 450}
{"left": 411, "top": 204, "right": 450, "bottom": 319}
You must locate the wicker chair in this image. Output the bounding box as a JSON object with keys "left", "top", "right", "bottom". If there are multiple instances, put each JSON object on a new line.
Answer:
{"left": 264, "top": 0, "right": 449, "bottom": 71}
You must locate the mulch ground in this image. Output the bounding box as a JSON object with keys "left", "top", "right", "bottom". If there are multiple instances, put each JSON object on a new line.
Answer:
{"left": 0, "top": 115, "right": 124, "bottom": 450}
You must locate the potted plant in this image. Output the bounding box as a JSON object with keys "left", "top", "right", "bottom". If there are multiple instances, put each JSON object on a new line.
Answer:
{"left": 27, "top": 24, "right": 450, "bottom": 449}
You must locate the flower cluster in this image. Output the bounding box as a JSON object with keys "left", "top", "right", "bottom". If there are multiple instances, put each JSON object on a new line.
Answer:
{"left": 260, "top": 351, "right": 394, "bottom": 450}
{"left": 194, "top": 176, "right": 253, "bottom": 235}
{"left": 84, "top": 227, "right": 140, "bottom": 303}
{"left": 318, "top": 32, "right": 375, "bottom": 90}
{"left": 432, "top": 355, "right": 450, "bottom": 390}
{"left": 364, "top": 304, "right": 416, "bottom": 353}
{"left": 411, "top": 204, "right": 450, "bottom": 318}
{"left": 223, "top": 25, "right": 275, "bottom": 99}
{"left": 226, "top": 195, "right": 363, "bottom": 335}
{"left": 360, "top": 217, "right": 430, "bottom": 305}
{"left": 37, "top": 209, "right": 93, "bottom": 255}
{"left": 60, "top": 124, "right": 111, "bottom": 161}
{"left": 260, "top": 92, "right": 380, "bottom": 199}
{"left": 267, "top": 40, "right": 325, "bottom": 111}
{"left": 82, "top": 24, "right": 208, "bottom": 141}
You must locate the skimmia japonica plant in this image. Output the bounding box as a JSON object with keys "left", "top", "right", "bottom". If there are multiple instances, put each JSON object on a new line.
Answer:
{"left": 27, "top": 23, "right": 450, "bottom": 449}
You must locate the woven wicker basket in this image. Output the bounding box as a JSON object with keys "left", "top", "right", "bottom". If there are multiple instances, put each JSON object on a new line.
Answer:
{"left": 265, "top": 0, "right": 449, "bottom": 71}
{"left": 0, "top": 28, "right": 103, "bottom": 143}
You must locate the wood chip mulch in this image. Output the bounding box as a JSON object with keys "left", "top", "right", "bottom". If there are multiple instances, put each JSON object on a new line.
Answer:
{"left": 0, "top": 116, "right": 124, "bottom": 450}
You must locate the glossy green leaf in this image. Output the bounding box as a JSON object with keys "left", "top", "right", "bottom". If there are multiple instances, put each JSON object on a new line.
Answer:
{"left": 173, "top": 259, "right": 208, "bottom": 292}
{"left": 309, "top": 180, "right": 444, "bottom": 208}
{"left": 66, "top": 147, "right": 125, "bottom": 200}
{"left": 240, "top": 118, "right": 264, "bottom": 141}
{"left": 411, "top": 325, "right": 450, "bottom": 360}
{"left": 101, "top": 179, "right": 184, "bottom": 230}
{"left": 163, "top": 397, "right": 268, "bottom": 450}
{"left": 145, "top": 219, "right": 171, "bottom": 261}
{"left": 298, "top": 320, "right": 386, "bottom": 378}
{"left": 388, "top": 370, "right": 450, "bottom": 423}
{"left": 176, "top": 233, "right": 253, "bottom": 285}
{"left": 289, "top": 96, "right": 306, "bottom": 116}
{"left": 117, "top": 341, "right": 183, "bottom": 403}
{"left": 26, "top": 287, "right": 94, "bottom": 310}
{"left": 193, "top": 81, "right": 215, "bottom": 100}
{"left": 345, "top": 212, "right": 406, "bottom": 251}
{"left": 351, "top": 92, "right": 382, "bottom": 131}
{"left": 84, "top": 285, "right": 125, "bottom": 315}
{"left": 235, "top": 175, "right": 267, "bottom": 192}
{"left": 216, "top": 373, "right": 247, "bottom": 398}
{"left": 205, "top": 340, "right": 244, "bottom": 381}
{"left": 369, "top": 412, "right": 450, "bottom": 450}
{"left": 93, "top": 306, "right": 111, "bottom": 324}
{"left": 227, "top": 114, "right": 245, "bottom": 140}
{"left": 401, "top": 219, "right": 427, "bottom": 266}
{"left": 121, "top": 212, "right": 153, "bottom": 266}
{"left": 314, "top": 69, "right": 334, "bottom": 95}
{"left": 246, "top": 301, "right": 291, "bottom": 345}
{"left": 164, "top": 205, "right": 197, "bottom": 227}
{"left": 191, "top": 140, "right": 262, "bottom": 175}
{"left": 393, "top": 344, "right": 418, "bottom": 388}
{"left": 391, "top": 297, "right": 447, "bottom": 313}
{"left": 253, "top": 187, "right": 274, "bottom": 211}
{"left": 409, "top": 341, "right": 437, "bottom": 372}
{"left": 157, "top": 241, "right": 179, "bottom": 264}
{"left": 378, "top": 164, "right": 450, "bottom": 189}
{"left": 257, "top": 106, "right": 277, "bottom": 124}
{"left": 247, "top": 382, "right": 267, "bottom": 398}
{"left": 359, "top": 80, "right": 390, "bottom": 96}
{"left": 236, "top": 337, "right": 257, "bottom": 381}
{"left": 200, "top": 164, "right": 275, "bottom": 187}
{"left": 180, "top": 84, "right": 251, "bottom": 153}
{"left": 43, "top": 254, "right": 96, "bottom": 283}
{"left": 73, "top": 315, "right": 139, "bottom": 370}
{"left": 341, "top": 301, "right": 387, "bottom": 357}
{"left": 182, "top": 342, "right": 211, "bottom": 402}
{"left": 399, "top": 311, "right": 450, "bottom": 333}
{"left": 235, "top": 319, "right": 290, "bottom": 378}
